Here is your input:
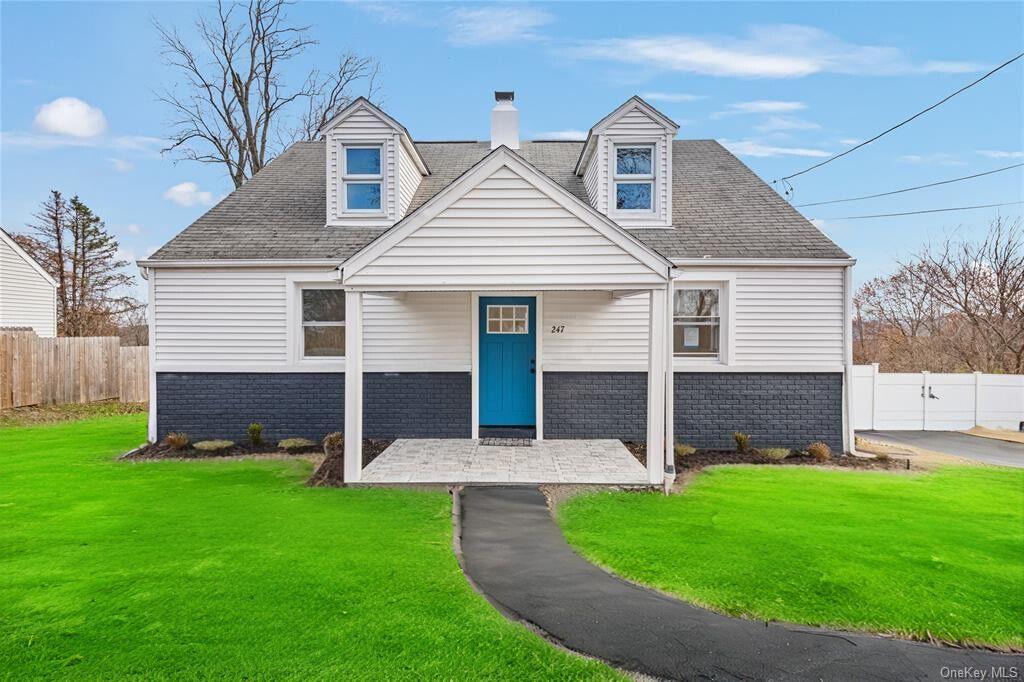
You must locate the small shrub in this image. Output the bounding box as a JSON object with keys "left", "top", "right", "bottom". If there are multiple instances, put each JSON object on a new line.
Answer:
{"left": 247, "top": 422, "right": 263, "bottom": 446}
{"left": 674, "top": 443, "right": 696, "bottom": 458}
{"left": 165, "top": 432, "right": 189, "bottom": 450}
{"left": 278, "top": 437, "right": 316, "bottom": 453}
{"left": 323, "top": 431, "right": 343, "bottom": 454}
{"left": 761, "top": 447, "right": 790, "bottom": 461}
{"left": 733, "top": 431, "right": 751, "bottom": 453}
{"left": 807, "top": 441, "right": 832, "bottom": 462}
{"left": 193, "top": 439, "right": 234, "bottom": 452}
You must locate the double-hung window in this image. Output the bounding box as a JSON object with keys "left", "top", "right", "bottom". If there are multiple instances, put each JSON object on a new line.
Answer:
{"left": 673, "top": 288, "right": 720, "bottom": 359}
{"left": 614, "top": 144, "right": 654, "bottom": 211}
{"left": 342, "top": 145, "right": 383, "bottom": 212}
{"left": 302, "top": 289, "right": 345, "bottom": 357}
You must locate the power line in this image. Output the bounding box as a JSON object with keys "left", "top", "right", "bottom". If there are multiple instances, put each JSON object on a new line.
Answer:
{"left": 794, "top": 163, "right": 1024, "bottom": 207}
{"left": 772, "top": 51, "right": 1024, "bottom": 186}
{"left": 824, "top": 201, "right": 1024, "bottom": 220}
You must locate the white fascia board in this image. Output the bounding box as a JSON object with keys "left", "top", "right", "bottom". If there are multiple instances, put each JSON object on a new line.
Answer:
{"left": 672, "top": 258, "right": 856, "bottom": 268}
{"left": 0, "top": 228, "right": 58, "bottom": 287}
{"left": 137, "top": 259, "right": 343, "bottom": 268}
{"left": 342, "top": 146, "right": 673, "bottom": 282}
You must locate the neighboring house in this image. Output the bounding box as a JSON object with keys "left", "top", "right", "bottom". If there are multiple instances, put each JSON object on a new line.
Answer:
{"left": 139, "top": 93, "right": 855, "bottom": 485}
{"left": 0, "top": 228, "right": 57, "bottom": 337}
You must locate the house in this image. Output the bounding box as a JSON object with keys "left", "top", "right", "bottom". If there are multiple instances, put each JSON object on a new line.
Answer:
{"left": 0, "top": 228, "right": 57, "bottom": 337}
{"left": 139, "top": 93, "right": 855, "bottom": 485}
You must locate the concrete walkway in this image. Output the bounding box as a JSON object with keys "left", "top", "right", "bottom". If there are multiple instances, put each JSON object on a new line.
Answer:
{"left": 859, "top": 430, "right": 1024, "bottom": 468}
{"left": 458, "top": 486, "right": 1023, "bottom": 681}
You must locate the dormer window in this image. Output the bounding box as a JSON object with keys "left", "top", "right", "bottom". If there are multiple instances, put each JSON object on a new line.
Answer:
{"left": 342, "top": 145, "right": 383, "bottom": 212}
{"left": 614, "top": 144, "right": 654, "bottom": 211}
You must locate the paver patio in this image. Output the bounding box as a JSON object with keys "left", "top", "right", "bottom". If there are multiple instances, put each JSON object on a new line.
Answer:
{"left": 360, "top": 439, "right": 649, "bottom": 484}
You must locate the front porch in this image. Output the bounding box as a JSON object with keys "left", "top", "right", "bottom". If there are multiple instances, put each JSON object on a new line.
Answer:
{"left": 361, "top": 438, "right": 649, "bottom": 485}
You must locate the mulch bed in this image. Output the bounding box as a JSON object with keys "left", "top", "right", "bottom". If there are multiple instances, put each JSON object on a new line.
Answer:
{"left": 622, "top": 442, "right": 909, "bottom": 471}
{"left": 123, "top": 438, "right": 394, "bottom": 466}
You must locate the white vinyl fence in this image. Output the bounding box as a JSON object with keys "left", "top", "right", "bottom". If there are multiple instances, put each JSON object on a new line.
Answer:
{"left": 852, "top": 364, "right": 1024, "bottom": 431}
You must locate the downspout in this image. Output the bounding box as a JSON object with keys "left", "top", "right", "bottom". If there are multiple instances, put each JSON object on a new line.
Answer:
{"left": 842, "top": 264, "right": 855, "bottom": 454}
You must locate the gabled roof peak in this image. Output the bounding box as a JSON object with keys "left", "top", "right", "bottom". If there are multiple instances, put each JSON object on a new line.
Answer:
{"left": 317, "top": 97, "right": 429, "bottom": 175}
{"left": 574, "top": 96, "right": 679, "bottom": 175}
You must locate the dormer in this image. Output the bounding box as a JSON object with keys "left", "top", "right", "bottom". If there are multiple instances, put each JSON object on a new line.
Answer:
{"left": 318, "top": 97, "right": 429, "bottom": 227}
{"left": 574, "top": 96, "right": 679, "bottom": 228}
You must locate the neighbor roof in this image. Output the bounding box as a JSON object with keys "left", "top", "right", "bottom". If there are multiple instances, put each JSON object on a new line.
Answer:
{"left": 147, "top": 139, "right": 849, "bottom": 261}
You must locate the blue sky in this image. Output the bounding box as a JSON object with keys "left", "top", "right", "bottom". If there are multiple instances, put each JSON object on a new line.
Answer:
{"left": 2, "top": 1, "right": 1022, "bottom": 301}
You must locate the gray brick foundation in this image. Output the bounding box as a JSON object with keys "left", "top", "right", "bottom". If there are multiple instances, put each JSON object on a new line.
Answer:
{"left": 155, "top": 372, "right": 344, "bottom": 442}
{"left": 155, "top": 372, "right": 470, "bottom": 441}
{"left": 674, "top": 372, "right": 844, "bottom": 452}
{"left": 363, "top": 372, "right": 471, "bottom": 438}
{"left": 543, "top": 372, "right": 647, "bottom": 440}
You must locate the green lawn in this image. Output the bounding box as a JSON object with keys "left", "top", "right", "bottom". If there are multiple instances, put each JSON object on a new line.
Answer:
{"left": 558, "top": 466, "right": 1024, "bottom": 650}
{"left": 0, "top": 415, "right": 616, "bottom": 679}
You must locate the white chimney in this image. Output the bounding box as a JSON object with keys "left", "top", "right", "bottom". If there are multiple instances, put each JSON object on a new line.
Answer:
{"left": 490, "top": 91, "right": 519, "bottom": 150}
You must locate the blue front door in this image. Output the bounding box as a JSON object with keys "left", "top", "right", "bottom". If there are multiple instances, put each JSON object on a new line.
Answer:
{"left": 479, "top": 297, "right": 536, "bottom": 426}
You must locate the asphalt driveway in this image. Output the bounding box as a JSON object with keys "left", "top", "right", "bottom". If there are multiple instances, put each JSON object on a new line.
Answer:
{"left": 858, "top": 430, "right": 1024, "bottom": 468}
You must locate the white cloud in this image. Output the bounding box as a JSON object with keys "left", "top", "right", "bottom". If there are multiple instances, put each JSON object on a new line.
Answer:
{"left": 163, "top": 182, "right": 214, "bottom": 207}
{"left": 640, "top": 92, "right": 706, "bottom": 103}
{"left": 33, "top": 97, "right": 107, "bottom": 138}
{"left": 977, "top": 150, "right": 1024, "bottom": 159}
{"left": 567, "top": 25, "right": 983, "bottom": 78}
{"left": 447, "top": 6, "right": 554, "bottom": 46}
{"left": 720, "top": 139, "right": 831, "bottom": 158}
{"left": 754, "top": 116, "right": 821, "bottom": 132}
{"left": 111, "top": 135, "right": 164, "bottom": 153}
{"left": 534, "top": 129, "right": 588, "bottom": 141}
{"left": 809, "top": 218, "right": 830, "bottom": 230}
{"left": 109, "top": 158, "right": 134, "bottom": 173}
{"left": 718, "top": 100, "right": 806, "bottom": 116}
{"left": 838, "top": 138, "right": 862, "bottom": 146}
{"left": 0, "top": 131, "right": 95, "bottom": 149}
{"left": 125, "top": 223, "right": 142, "bottom": 235}
{"left": 898, "top": 153, "right": 965, "bottom": 166}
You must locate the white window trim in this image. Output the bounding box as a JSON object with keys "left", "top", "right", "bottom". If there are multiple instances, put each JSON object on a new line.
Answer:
{"left": 286, "top": 275, "right": 347, "bottom": 370}
{"left": 674, "top": 285, "right": 722, "bottom": 360}
{"left": 485, "top": 304, "right": 530, "bottom": 334}
{"left": 340, "top": 143, "right": 385, "bottom": 215}
{"left": 671, "top": 273, "right": 735, "bottom": 369}
{"left": 611, "top": 142, "right": 656, "bottom": 214}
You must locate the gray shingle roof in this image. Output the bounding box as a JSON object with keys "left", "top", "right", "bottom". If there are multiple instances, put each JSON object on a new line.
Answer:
{"left": 149, "top": 139, "right": 848, "bottom": 261}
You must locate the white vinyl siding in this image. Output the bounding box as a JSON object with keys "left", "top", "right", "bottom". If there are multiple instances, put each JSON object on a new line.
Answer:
{"left": 397, "top": 141, "right": 422, "bottom": 218}
{"left": 543, "top": 292, "right": 649, "bottom": 370}
{"left": 730, "top": 268, "right": 845, "bottom": 366}
{"left": 152, "top": 268, "right": 289, "bottom": 366}
{"left": 582, "top": 143, "right": 606, "bottom": 213}
{"left": 0, "top": 236, "right": 57, "bottom": 337}
{"left": 325, "top": 107, "right": 397, "bottom": 226}
{"left": 363, "top": 292, "right": 470, "bottom": 371}
{"left": 149, "top": 266, "right": 843, "bottom": 372}
{"left": 345, "top": 165, "right": 666, "bottom": 289}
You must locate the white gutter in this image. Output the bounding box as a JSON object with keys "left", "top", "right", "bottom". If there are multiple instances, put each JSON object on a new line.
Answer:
{"left": 137, "top": 259, "right": 344, "bottom": 268}
{"left": 672, "top": 258, "right": 856, "bottom": 267}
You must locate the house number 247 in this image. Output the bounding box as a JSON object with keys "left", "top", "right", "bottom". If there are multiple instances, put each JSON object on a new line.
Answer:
{"left": 550, "top": 325, "right": 565, "bottom": 334}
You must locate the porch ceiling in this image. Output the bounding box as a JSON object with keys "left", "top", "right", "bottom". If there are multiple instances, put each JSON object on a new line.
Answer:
{"left": 360, "top": 439, "right": 649, "bottom": 485}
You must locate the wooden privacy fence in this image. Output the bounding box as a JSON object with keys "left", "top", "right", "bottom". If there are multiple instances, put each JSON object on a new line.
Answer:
{"left": 0, "top": 331, "right": 149, "bottom": 409}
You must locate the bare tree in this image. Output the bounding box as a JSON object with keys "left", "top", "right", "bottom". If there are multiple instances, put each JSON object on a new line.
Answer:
{"left": 16, "top": 192, "right": 143, "bottom": 337}
{"left": 855, "top": 217, "right": 1024, "bottom": 373}
{"left": 155, "top": 0, "right": 380, "bottom": 189}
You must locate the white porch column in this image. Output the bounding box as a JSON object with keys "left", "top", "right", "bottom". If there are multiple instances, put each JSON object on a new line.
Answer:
{"left": 664, "top": 278, "right": 674, "bottom": 479}
{"left": 343, "top": 290, "right": 363, "bottom": 482}
{"left": 646, "top": 287, "right": 667, "bottom": 485}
